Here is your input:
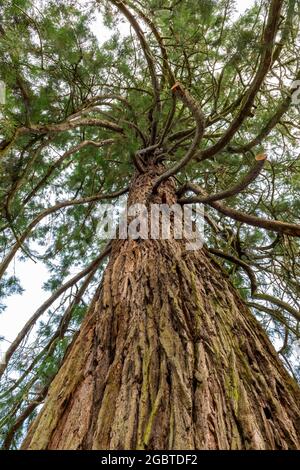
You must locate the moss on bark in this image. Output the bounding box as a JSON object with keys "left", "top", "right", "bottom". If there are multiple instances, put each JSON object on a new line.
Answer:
{"left": 22, "top": 164, "right": 300, "bottom": 450}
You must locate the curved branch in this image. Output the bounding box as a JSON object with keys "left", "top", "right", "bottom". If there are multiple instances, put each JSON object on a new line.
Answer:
{"left": 271, "top": 0, "right": 296, "bottom": 65}
{"left": 208, "top": 247, "right": 258, "bottom": 295}
{"left": 195, "top": 0, "right": 284, "bottom": 161}
{"left": 109, "top": 0, "right": 161, "bottom": 112}
{"left": 253, "top": 234, "right": 281, "bottom": 251}
{"left": 0, "top": 132, "right": 20, "bottom": 160}
{"left": 0, "top": 259, "right": 99, "bottom": 400}
{"left": 72, "top": 94, "right": 134, "bottom": 116}
{"left": 0, "top": 187, "right": 128, "bottom": 279}
{"left": 209, "top": 247, "right": 300, "bottom": 324}
{"left": 211, "top": 0, "right": 296, "bottom": 149}
{"left": 0, "top": 108, "right": 124, "bottom": 161}
{"left": 1, "top": 385, "right": 48, "bottom": 450}
{"left": 228, "top": 70, "right": 300, "bottom": 154}
{"left": 158, "top": 94, "right": 177, "bottom": 146}
{"left": 4, "top": 139, "right": 52, "bottom": 214}
{"left": 253, "top": 292, "right": 300, "bottom": 323}
{"left": 23, "top": 139, "right": 115, "bottom": 206}
{"left": 1, "top": 120, "right": 123, "bottom": 159}
{"left": 0, "top": 242, "right": 111, "bottom": 380}
{"left": 152, "top": 82, "right": 205, "bottom": 192}
{"left": 180, "top": 183, "right": 300, "bottom": 238}
{"left": 131, "top": 152, "right": 146, "bottom": 173}
{"left": 246, "top": 302, "right": 299, "bottom": 338}
{"left": 19, "top": 118, "right": 124, "bottom": 136}
{"left": 125, "top": 0, "right": 175, "bottom": 88}
{"left": 210, "top": 201, "right": 300, "bottom": 238}
{"left": 179, "top": 154, "right": 267, "bottom": 203}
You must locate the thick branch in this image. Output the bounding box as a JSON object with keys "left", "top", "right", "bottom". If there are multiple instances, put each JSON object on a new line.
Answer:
{"left": 180, "top": 183, "right": 300, "bottom": 237}
{"left": 0, "top": 120, "right": 123, "bottom": 160}
{"left": 20, "top": 118, "right": 124, "bottom": 136}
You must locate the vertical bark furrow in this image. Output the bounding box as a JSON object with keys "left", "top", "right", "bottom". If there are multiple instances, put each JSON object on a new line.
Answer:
{"left": 22, "top": 165, "right": 300, "bottom": 450}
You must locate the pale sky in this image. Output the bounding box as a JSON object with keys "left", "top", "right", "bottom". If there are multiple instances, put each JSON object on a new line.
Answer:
{"left": 0, "top": 0, "right": 257, "bottom": 355}
{"left": 89, "top": 0, "right": 257, "bottom": 43}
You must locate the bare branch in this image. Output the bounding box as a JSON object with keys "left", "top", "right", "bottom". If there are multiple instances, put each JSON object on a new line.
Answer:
{"left": 20, "top": 118, "right": 124, "bottom": 136}
{"left": 125, "top": 0, "right": 175, "bottom": 87}
{"left": 1, "top": 385, "right": 48, "bottom": 450}
{"left": 0, "top": 120, "right": 123, "bottom": 161}
{"left": 209, "top": 248, "right": 300, "bottom": 323}
{"left": 0, "top": 265, "right": 97, "bottom": 401}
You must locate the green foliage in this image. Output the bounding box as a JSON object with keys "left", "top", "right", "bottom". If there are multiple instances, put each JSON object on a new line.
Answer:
{"left": 0, "top": 275, "right": 24, "bottom": 312}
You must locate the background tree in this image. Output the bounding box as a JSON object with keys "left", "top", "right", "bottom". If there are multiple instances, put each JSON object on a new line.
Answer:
{"left": 0, "top": 0, "right": 299, "bottom": 450}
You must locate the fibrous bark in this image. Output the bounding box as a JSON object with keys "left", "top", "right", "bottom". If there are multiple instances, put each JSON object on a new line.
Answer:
{"left": 22, "top": 164, "right": 300, "bottom": 450}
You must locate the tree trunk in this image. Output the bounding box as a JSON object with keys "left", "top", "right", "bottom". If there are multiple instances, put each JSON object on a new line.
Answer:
{"left": 22, "top": 164, "right": 300, "bottom": 450}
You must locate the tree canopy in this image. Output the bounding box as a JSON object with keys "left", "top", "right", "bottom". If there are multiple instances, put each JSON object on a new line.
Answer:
{"left": 0, "top": 0, "right": 300, "bottom": 449}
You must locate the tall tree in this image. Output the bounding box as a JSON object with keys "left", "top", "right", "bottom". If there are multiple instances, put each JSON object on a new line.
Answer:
{"left": 0, "top": 0, "right": 300, "bottom": 449}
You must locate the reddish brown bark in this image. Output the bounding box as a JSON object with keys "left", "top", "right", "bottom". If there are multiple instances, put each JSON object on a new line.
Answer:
{"left": 22, "top": 164, "right": 300, "bottom": 450}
